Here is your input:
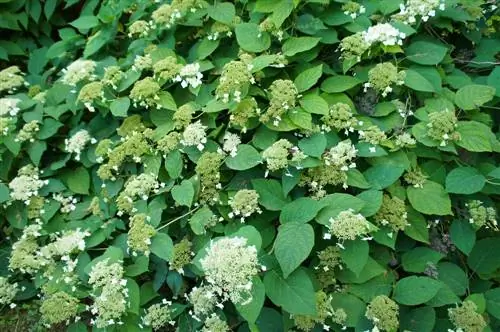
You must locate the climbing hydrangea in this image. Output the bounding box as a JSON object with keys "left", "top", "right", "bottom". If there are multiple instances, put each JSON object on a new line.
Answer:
{"left": 374, "top": 194, "right": 409, "bottom": 232}
{"left": 260, "top": 79, "right": 298, "bottom": 125}
{"left": 467, "top": 200, "right": 497, "bottom": 229}
{"left": 61, "top": 59, "right": 96, "bottom": 86}
{"left": 127, "top": 214, "right": 156, "bottom": 255}
{"left": 0, "top": 66, "right": 26, "bottom": 93}
{"left": 40, "top": 291, "right": 79, "bottom": 326}
{"left": 426, "top": 109, "right": 460, "bottom": 146}
{"left": 0, "top": 277, "right": 18, "bottom": 307}
{"left": 200, "top": 236, "right": 259, "bottom": 304}
{"left": 228, "top": 189, "right": 261, "bottom": 222}
{"left": 141, "top": 300, "right": 174, "bottom": 330}
{"left": 365, "top": 295, "right": 399, "bottom": 332}
{"left": 448, "top": 301, "right": 487, "bottom": 332}
{"left": 325, "top": 209, "right": 371, "bottom": 243}
{"left": 364, "top": 62, "right": 406, "bottom": 97}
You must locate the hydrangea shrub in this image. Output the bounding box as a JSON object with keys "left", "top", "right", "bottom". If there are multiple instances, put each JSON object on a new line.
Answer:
{"left": 0, "top": 0, "right": 499, "bottom": 331}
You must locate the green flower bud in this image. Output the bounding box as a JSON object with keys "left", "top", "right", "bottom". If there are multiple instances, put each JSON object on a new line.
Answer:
{"left": 467, "top": 200, "right": 497, "bottom": 229}
{"left": 404, "top": 168, "right": 427, "bottom": 188}
{"left": 228, "top": 189, "right": 261, "bottom": 222}
{"left": 171, "top": 238, "right": 193, "bottom": 273}
{"left": 153, "top": 56, "right": 182, "bottom": 81}
{"left": 0, "top": 277, "right": 18, "bottom": 307}
{"left": 195, "top": 152, "right": 224, "bottom": 204}
{"left": 173, "top": 103, "right": 195, "bottom": 129}
{"left": 16, "top": 120, "right": 40, "bottom": 143}
{"left": 294, "top": 291, "right": 334, "bottom": 331}
{"left": 364, "top": 62, "right": 405, "bottom": 97}
{"left": 40, "top": 291, "right": 79, "bottom": 326}
{"left": 374, "top": 194, "right": 408, "bottom": 232}
{"left": 448, "top": 301, "right": 486, "bottom": 332}
{"left": 326, "top": 209, "right": 370, "bottom": 242}
{"left": 426, "top": 109, "right": 460, "bottom": 146}
{"left": 260, "top": 79, "right": 298, "bottom": 125}
{"left": 142, "top": 301, "right": 174, "bottom": 330}
{"left": 130, "top": 77, "right": 161, "bottom": 108}
{"left": 365, "top": 295, "right": 399, "bottom": 332}
{"left": 202, "top": 314, "right": 230, "bottom": 332}
{"left": 216, "top": 60, "right": 254, "bottom": 103}
{"left": 128, "top": 214, "right": 156, "bottom": 255}
{"left": 321, "top": 103, "right": 358, "bottom": 134}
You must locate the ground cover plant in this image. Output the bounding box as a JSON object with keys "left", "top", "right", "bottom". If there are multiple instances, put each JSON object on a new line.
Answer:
{"left": 0, "top": 0, "right": 499, "bottom": 331}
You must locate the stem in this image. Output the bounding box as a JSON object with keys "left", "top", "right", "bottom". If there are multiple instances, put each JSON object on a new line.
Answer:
{"left": 156, "top": 206, "right": 201, "bottom": 231}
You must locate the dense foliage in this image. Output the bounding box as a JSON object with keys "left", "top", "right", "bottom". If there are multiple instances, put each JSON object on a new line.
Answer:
{"left": 0, "top": 0, "right": 499, "bottom": 331}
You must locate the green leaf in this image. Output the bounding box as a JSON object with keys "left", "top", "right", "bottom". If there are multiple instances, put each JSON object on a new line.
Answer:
{"left": 0, "top": 183, "right": 9, "bottom": 203}
{"left": 150, "top": 232, "right": 174, "bottom": 262}
{"left": 404, "top": 208, "right": 430, "bottom": 244}
{"left": 456, "top": 121, "right": 493, "bottom": 152}
{"left": 315, "top": 194, "right": 365, "bottom": 225}
{"left": 189, "top": 206, "right": 214, "bottom": 235}
{"left": 437, "top": 262, "right": 468, "bottom": 296}
{"left": 171, "top": 180, "right": 194, "bottom": 207}
{"left": 445, "top": 167, "right": 485, "bottom": 194}
{"left": 455, "top": 84, "right": 496, "bottom": 110}
{"left": 274, "top": 222, "right": 314, "bottom": 277}
{"left": 282, "top": 37, "right": 321, "bottom": 56}
{"left": 337, "top": 257, "right": 386, "bottom": 284}
{"left": 294, "top": 64, "right": 323, "bottom": 93}
{"left": 44, "top": 0, "right": 57, "bottom": 19}
{"left": 235, "top": 23, "right": 271, "bottom": 52}
{"left": 165, "top": 150, "right": 183, "bottom": 179}
{"left": 298, "top": 133, "right": 326, "bottom": 157}
{"left": 126, "top": 278, "right": 140, "bottom": 314}
{"left": 487, "top": 66, "right": 500, "bottom": 97}
{"left": 467, "top": 238, "right": 500, "bottom": 276}
{"left": 70, "top": 16, "right": 100, "bottom": 30}
{"left": 66, "top": 167, "right": 90, "bottom": 195}
{"left": 357, "top": 190, "right": 383, "bottom": 217}
{"left": 252, "top": 179, "right": 289, "bottom": 211}
{"left": 340, "top": 239, "right": 369, "bottom": 276}
{"left": 450, "top": 219, "right": 476, "bottom": 255}
{"left": 207, "top": 2, "right": 235, "bottom": 25}
{"left": 226, "top": 144, "right": 262, "bottom": 170}
{"left": 407, "top": 181, "right": 452, "bottom": 215}
{"left": 300, "top": 94, "right": 329, "bottom": 115}
{"left": 406, "top": 40, "right": 448, "bottom": 65}
{"left": 485, "top": 288, "right": 500, "bottom": 320}
{"left": 364, "top": 164, "right": 405, "bottom": 190}
{"left": 330, "top": 293, "right": 366, "bottom": 327}
{"left": 263, "top": 268, "right": 316, "bottom": 315}
{"left": 110, "top": 97, "right": 130, "bottom": 117}
{"left": 400, "top": 307, "right": 436, "bottom": 332}
{"left": 394, "top": 276, "right": 443, "bottom": 305}
{"left": 230, "top": 225, "right": 262, "bottom": 250}
{"left": 320, "top": 75, "right": 361, "bottom": 93}
{"left": 280, "top": 197, "right": 321, "bottom": 224}
{"left": 404, "top": 69, "right": 436, "bottom": 92}
{"left": 402, "top": 247, "right": 444, "bottom": 273}
{"left": 235, "top": 277, "right": 265, "bottom": 323}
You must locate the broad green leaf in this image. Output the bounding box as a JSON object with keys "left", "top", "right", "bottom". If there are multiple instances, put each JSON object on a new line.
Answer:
{"left": 445, "top": 167, "right": 485, "bottom": 194}
{"left": 279, "top": 197, "right": 321, "bottom": 224}
{"left": 337, "top": 257, "right": 386, "bottom": 284}
{"left": 235, "top": 277, "right": 265, "bottom": 323}
{"left": 300, "top": 94, "right": 329, "bottom": 115}
{"left": 364, "top": 164, "right": 405, "bottom": 190}
{"left": 235, "top": 23, "right": 271, "bottom": 52}
{"left": 468, "top": 238, "right": 500, "bottom": 276}
{"left": 406, "top": 40, "right": 448, "bottom": 65}
{"left": 66, "top": 167, "right": 90, "bottom": 195}
{"left": 348, "top": 274, "right": 394, "bottom": 302}
{"left": 341, "top": 239, "right": 369, "bottom": 276}
{"left": 404, "top": 207, "right": 430, "bottom": 244}
{"left": 455, "top": 84, "right": 496, "bottom": 110}
{"left": 357, "top": 190, "right": 383, "bottom": 217}
{"left": 165, "top": 150, "right": 183, "bottom": 179}
{"left": 150, "top": 233, "right": 174, "bottom": 262}
{"left": 110, "top": 97, "right": 130, "bottom": 117}
{"left": 189, "top": 206, "right": 214, "bottom": 235}
{"left": 294, "top": 64, "right": 323, "bottom": 92}
{"left": 404, "top": 69, "right": 436, "bottom": 92}
{"left": 330, "top": 293, "right": 366, "bottom": 327}
{"left": 437, "top": 262, "right": 468, "bottom": 296}
{"left": 274, "top": 222, "right": 314, "bottom": 277}
{"left": 282, "top": 37, "right": 321, "bottom": 56}
{"left": 229, "top": 225, "right": 263, "bottom": 250}
{"left": 207, "top": 2, "right": 235, "bottom": 25}
{"left": 407, "top": 181, "right": 451, "bottom": 215}
{"left": 320, "top": 75, "right": 361, "bottom": 93}
{"left": 400, "top": 307, "right": 436, "bottom": 332}
{"left": 315, "top": 193, "right": 365, "bottom": 225}
{"left": 402, "top": 247, "right": 444, "bottom": 273}
{"left": 298, "top": 133, "right": 326, "bottom": 157}
{"left": 171, "top": 180, "right": 194, "bottom": 207}
{"left": 450, "top": 219, "right": 476, "bottom": 255}
{"left": 226, "top": 144, "right": 262, "bottom": 170}
{"left": 394, "top": 276, "right": 443, "bottom": 305}
{"left": 70, "top": 16, "right": 99, "bottom": 30}
{"left": 252, "top": 179, "right": 290, "bottom": 211}
{"left": 485, "top": 288, "right": 500, "bottom": 320}
{"left": 456, "top": 121, "right": 493, "bottom": 152}
{"left": 263, "top": 268, "right": 316, "bottom": 315}
{"left": 487, "top": 66, "right": 500, "bottom": 97}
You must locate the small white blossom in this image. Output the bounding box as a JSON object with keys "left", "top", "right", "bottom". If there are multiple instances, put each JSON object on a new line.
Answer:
{"left": 61, "top": 59, "right": 96, "bottom": 86}
{"left": 65, "top": 129, "right": 97, "bottom": 161}
{"left": 174, "top": 63, "right": 203, "bottom": 88}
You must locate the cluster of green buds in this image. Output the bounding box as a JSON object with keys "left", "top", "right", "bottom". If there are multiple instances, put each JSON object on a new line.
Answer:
{"left": 228, "top": 189, "right": 262, "bottom": 222}
{"left": 0, "top": 66, "right": 27, "bottom": 94}
{"left": 77, "top": 81, "right": 105, "bottom": 112}
{"left": 9, "top": 223, "right": 49, "bottom": 274}
{"left": 260, "top": 79, "right": 298, "bottom": 126}
{"left": 364, "top": 62, "right": 406, "bottom": 97}
{"left": 321, "top": 103, "right": 358, "bottom": 134}
{"left": 173, "top": 103, "right": 196, "bottom": 130}
{"left": 342, "top": 1, "right": 366, "bottom": 19}
{"left": 102, "top": 66, "right": 124, "bottom": 90}
{"left": 153, "top": 56, "right": 182, "bottom": 81}
{"left": 128, "top": 20, "right": 151, "bottom": 38}
{"left": 324, "top": 209, "right": 371, "bottom": 246}
{"left": 170, "top": 238, "right": 193, "bottom": 274}
{"left": 315, "top": 246, "right": 342, "bottom": 288}
{"left": 15, "top": 120, "right": 39, "bottom": 143}
{"left": 293, "top": 291, "right": 337, "bottom": 331}
{"left": 229, "top": 97, "right": 260, "bottom": 132}
{"left": 262, "top": 139, "right": 306, "bottom": 174}
{"left": 132, "top": 54, "right": 153, "bottom": 72}
{"left": 141, "top": 299, "right": 175, "bottom": 330}
{"left": 394, "top": 132, "right": 417, "bottom": 148}
{"left": 426, "top": 109, "right": 460, "bottom": 146}
{"left": 195, "top": 152, "right": 224, "bottom": 204}
{"left": 339, "top": 33, "right": 371, "bottom": 61}
{"left": 448, "top": 301, "right": 487, "bottom": 332}
{"left": 374, "top": 194, "right": 409, "bottom": 232}
{"left": 60, "top": 59, "right": 96, "bottom": 87}
{"left": 259, "top": 17, "right": 284, "bottom": 41}
{"left": 40, "top": 291, "right": 80, "bottom": 327}
{"left": 404, "top": 168, "right": 427, "bottom": 188}
{"left": 127, "top": 214, "right": 157, "bottom": 256}
{"left": 466, "top": 200, "right": 497, "bottom": 229}
{"left": 116, "top": 173, "right": 164, "bottom": 215}
{"left": 216, "top": 60, "right": 255, "bottom": 103}
{"left": 0, "top": 277, "right": 18, "bottom": 308}
{"left": 150, "top": 0, "right": 206, "bottom": 30}
{"left": 358, "top": 125, "right": 387, "bottom": 147}
{"left": 365, "top": 295, "right": 399, "bottom": 331}
{"left": 202, "top": 313, "right": 230, "bottom": 332}
{"left": 8, "top": 165, "right": 49, "bottom": 205}
{"left": 187, "top": 285, "right": 217, "bottom": 320}
{"left": 129, "top": 77, "right": 161, "bottom": 109}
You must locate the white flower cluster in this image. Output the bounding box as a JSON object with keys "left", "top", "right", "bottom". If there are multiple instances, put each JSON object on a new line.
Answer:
{"left": 324, "top": 209, "right": 371, "bottom": 246}
{"left": 180, "top": 120, "right": 207, "bottom": 151}
{"left": 53, "top": 193, "right": 78, "bottom": 213}
{"left": 363, "top": 23, "right": 406, "bottom": 46}
{"left": 395, "top": 132, "right": 416, "bottom": 147}
{"left": 395, "top": 0, "right": 445, "bottom": 24}
{"left": 200, "top": 236, "right": 260, "bottom": 305}
{"left": 187, "top": 286, "right": 218, "bottom": 319}
{"left": 65, "top": 129, "right": 97, "bottom": 161}
{"left": 174, "top": 63, "right": 203, "bottom": 88}
{"left": 221, "top": 132, "right": 241, "bottom": 157}
{"left": 41, "top": 228, "right": 90, "bottom": 258}
{"left": 323, "top": 140, "right": 358, "bottom": 171}
{"left": 0, "top": 277, "right": 18, "bottom": 308}
{"left": 88, "top": 259, "right": 128, "bottom": 328}
{"left": 9, "top": 165, "right": 49, "bottom": 204}
{"left": 0, "top": 97, "right": 21, "bottom": 117}
{"left": 132, "top": 54, "right": 153, "bottom": 72}
{"left": 61, "top": 59, "right": 96, "bottom": 86}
